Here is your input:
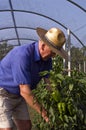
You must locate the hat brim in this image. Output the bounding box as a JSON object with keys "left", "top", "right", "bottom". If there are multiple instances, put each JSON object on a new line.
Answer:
{"left": 36, "top": 27, "right": 68, "bottom": 60}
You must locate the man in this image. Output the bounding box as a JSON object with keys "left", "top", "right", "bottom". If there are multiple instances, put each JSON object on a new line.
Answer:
{"left": 0, "top": 27, "right": 67, "bottom": 130}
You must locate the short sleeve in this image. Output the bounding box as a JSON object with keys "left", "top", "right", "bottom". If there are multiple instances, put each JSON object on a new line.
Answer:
{"left": 11, "top": 53, "right": 31, "bottom": 85}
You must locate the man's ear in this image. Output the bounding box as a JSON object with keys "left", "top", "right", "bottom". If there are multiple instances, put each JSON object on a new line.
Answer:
{"left": 41, "top": 42, "right": 46, "bottom": 51}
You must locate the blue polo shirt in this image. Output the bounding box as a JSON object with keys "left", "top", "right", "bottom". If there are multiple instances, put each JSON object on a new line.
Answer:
{"left": 0, "top": 42, "right": 52, "bottom": 95}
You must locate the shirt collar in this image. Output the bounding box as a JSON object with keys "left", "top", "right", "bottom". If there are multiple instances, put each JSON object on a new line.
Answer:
{"left": 34, "top": 42, "right": 41, "bottom": 62}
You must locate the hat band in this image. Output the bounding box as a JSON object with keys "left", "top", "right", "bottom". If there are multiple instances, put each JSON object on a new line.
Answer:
{"left": 44, "top": 35, "right": 62, "bottom": 50}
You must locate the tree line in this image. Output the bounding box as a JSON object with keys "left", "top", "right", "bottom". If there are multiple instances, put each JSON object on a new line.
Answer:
{"left": 0, "top": 42, "right": 86, "bottom": 72}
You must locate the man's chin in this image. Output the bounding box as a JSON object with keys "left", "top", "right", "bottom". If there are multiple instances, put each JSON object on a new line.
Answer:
{"left": 42, "top": 57, "right": 49, "bottom": 61}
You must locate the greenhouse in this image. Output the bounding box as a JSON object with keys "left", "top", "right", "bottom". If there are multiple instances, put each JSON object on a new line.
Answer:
{"left": 0, "top": 0, "right": 86, "bottom": 72}
{"left": 0, "top": 0, "right": 86, "bottom": 130}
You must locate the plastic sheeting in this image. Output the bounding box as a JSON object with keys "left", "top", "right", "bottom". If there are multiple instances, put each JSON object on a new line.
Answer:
{"left": 0, "top": 0, "right": 86, "bottom": 47}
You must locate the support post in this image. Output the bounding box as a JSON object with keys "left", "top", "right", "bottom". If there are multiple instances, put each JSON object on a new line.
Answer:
{"left": 67, "top": 29, "right": 71, "bottom": 76}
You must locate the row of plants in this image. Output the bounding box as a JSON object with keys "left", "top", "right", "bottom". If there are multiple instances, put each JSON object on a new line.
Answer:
{"left": 32, "top": 56, "right": 86, "bottom": 130}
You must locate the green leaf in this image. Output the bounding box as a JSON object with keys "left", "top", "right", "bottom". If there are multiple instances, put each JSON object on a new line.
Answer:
{"left": 39, "top": 71, "right": 49, "bottom": 76}
{"left": 69, "top": 84, "right": 73, "bottom": 91}
{"left": 56, "top": 73, "right": 64, "bottom": 80}
{"left": 64, "top": 115, "right": 69, "bottom": 123}
{"left": 79, "top": 79, "right": 86, "bottom": 84}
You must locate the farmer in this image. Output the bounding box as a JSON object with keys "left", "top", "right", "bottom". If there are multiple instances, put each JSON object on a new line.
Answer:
{"left": 0, "top": 27, "right": 67, "bottom": 130}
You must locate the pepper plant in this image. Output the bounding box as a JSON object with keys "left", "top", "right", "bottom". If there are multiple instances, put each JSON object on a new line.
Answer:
{"left": 32, "top": 56, "right": 86, "bottom": 130}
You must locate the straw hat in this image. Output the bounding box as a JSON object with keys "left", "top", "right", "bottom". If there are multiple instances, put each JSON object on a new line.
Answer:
{"left": 36, "top": 27, "right": 68, "bottom": 60}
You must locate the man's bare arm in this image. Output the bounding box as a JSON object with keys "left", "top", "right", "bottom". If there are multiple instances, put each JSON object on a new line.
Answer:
{"left": 19, "top": 84, "right": 49, "bottom": 122}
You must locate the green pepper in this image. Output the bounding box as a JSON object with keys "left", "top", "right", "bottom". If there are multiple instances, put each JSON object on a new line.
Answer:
{"left": 51, "top": 90, "right": 61, "bottom": 102}
{"left": 58, "top": 102, "right": 66, "bottom": 114}
{"left": 61, "top": 102, "right": 66, "bottom": 113}
{"left": 67, "top": 104, "right": 73, "bottom": 116}
{"left": 58, "top": 102, "right": 63, "bottom": 114}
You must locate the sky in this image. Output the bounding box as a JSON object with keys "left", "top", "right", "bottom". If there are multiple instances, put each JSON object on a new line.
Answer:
{"left": 0, "top": 0, "right": 86, "bottom": 48}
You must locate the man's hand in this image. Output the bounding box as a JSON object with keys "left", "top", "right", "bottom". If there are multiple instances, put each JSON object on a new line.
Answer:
{"left": 41, "top": 108, "right": 49, "bottom": 122}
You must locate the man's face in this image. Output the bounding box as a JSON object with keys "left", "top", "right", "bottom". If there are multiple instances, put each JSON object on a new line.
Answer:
{"left": 40, "top": 42, "right": 56, "bottom": 60}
